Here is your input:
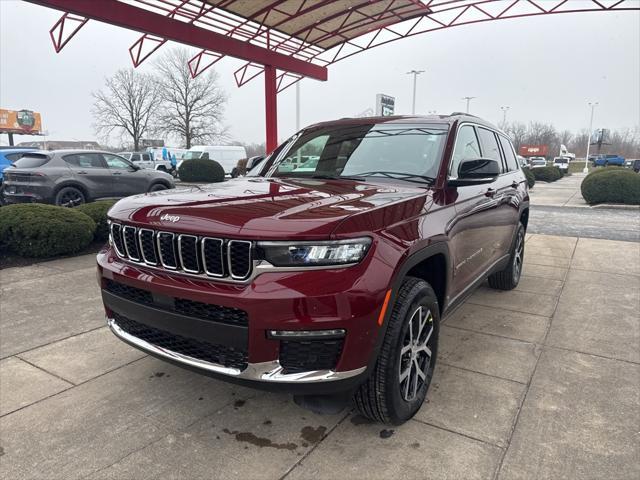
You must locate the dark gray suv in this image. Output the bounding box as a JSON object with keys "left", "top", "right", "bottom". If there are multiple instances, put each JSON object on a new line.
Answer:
{"left": 2, "top": 150, "right": 175, "bottom": 206}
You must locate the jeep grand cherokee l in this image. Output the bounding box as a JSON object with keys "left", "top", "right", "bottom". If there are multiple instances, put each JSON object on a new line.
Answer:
{"left": 98, "top": 114, "right": 529, "bottom": 424}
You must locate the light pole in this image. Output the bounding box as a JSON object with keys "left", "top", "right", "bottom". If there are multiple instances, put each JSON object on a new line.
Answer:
{"left": 406, "top": 70, "right": 425, "bottom": 114}
{"left": 500, "top": 106, "right": 510, "bottom": 124}
{"left": 583, "top": 102, "right": 598, "bottom": 174}
{"left": 462, "top": 96, "right": 476, "bottom": 114}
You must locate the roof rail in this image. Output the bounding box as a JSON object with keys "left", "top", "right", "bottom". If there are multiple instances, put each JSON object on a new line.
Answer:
{"left": 449, "top": 112, "right": 480, "bottom": 118}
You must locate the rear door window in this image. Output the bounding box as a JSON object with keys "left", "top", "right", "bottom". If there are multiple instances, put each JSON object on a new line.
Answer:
{"left": 131, "top": 153, "right": 141, "bottom": 162}
{"left": 142, "top": 154, "right": 151, "bottom": 161}
{"left": 63, "top": 153, "right": 105, "bottom": 168}
{"left": 498, "top": 135, "right": 519, "bottom": 171}
{"left": 13, "top": 154, "right": 51, "bottom": 168}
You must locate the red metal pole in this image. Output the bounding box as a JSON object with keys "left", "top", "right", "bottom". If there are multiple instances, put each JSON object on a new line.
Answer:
{"left": 264, "top": 65, "right": 278, "bottom": 153}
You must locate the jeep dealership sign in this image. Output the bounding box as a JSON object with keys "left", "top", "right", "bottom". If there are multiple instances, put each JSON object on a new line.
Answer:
{"left": 518, "top": 144, "right": 548, "bottom": 156}
{"left": 375, "top": 94, "right": 395, "bottom": 116}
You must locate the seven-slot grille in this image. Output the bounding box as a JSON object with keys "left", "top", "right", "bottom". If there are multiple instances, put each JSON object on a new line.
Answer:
{"left": 110, "top": 223, "right": 253, "bottom": 280}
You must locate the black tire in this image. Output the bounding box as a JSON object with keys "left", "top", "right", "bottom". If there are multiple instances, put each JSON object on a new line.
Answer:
{"left": 353, "top": 277, "right": 439, "bottom": 425}
{"left": 55, "top": 186, "right": 85, "bottom": 207}
{"left": 488, "top": 222, "right": 525, "bottom": 290}
{"left": 148, "top": 183, "right": 168, "bottom": 192}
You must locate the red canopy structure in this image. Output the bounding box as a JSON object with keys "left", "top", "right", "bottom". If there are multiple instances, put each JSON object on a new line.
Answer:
{"left": 26, "top": 0, "right": 640, "bottom": 152}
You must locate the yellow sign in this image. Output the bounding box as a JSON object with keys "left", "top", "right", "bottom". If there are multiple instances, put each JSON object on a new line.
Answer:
{"left": 0, "top": 109, "right": 42, "bottom": 135}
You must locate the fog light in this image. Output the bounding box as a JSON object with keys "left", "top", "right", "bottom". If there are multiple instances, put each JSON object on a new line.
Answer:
{"left": 268, "top": 329, "right": 345, "bottom": 340}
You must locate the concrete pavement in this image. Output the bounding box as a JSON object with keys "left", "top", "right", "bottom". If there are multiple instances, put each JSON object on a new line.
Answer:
{"left": 0, "top": 234, "right": 638, "bottom": 480}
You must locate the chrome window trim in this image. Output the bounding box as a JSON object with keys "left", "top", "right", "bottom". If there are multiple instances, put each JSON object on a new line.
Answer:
{"left": 201, "top": 237, "right": 224, "bottom": 277}
{"left": 156, "top": 231, "right": 178, "bottom": 270}
{"left": 177, "top": 234, "right": 200, "bottom": 274}
{"left": 108, "top": 316, "right": 365, "bottom": 383}
{"left": 228, "top": 240, "right": 252, "bottom": 280}
{"left": 110, "top": 223, "right": 127, "bottom": 258}
{"left": 138, "top": 228, "right": 158, "bottom": 266}
{"left": 122, "top": 225, "right": 141, "bottom": 262}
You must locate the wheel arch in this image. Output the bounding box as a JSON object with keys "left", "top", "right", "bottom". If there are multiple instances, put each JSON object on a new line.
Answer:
{"left": 520, "top": 207, "right": 529, "bottom": 231}
{"left": 53, "top": 181, "right": 90, "bottom": 202}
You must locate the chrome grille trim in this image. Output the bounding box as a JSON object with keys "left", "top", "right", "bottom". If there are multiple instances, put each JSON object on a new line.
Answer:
{"left": 110, "top": 223, "right": 126, "bottom": 258}
{"left": 123, "top": 226, "right": 141, "bottom": 262}
{"left": 201, "top": 237, "right": 224, "bottom": 277}
{"left": 138, "top": 229, "right": 158, "bottom": 266}
{"left": 177, "top": 234, "right": 200, "bottom": 274}
{"left": 156, "top": 231, "right": 178, "bottom": 270}
{"left": 228, "top": 240, "right": 253, "bottom": 280}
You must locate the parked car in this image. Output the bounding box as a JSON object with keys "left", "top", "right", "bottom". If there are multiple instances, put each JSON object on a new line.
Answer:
{"left": 231, "top": 155, "right": 266, "bottom": 178}
{"left": 529, "top": 157, "right": 547, "bottom": 168}
{"left": 517, "top": 155, "right": 529, "bottom": 169}
{"left": 0, "top": 147, "right": 37, "bottom": 183}
{"left": 99, "top": 114, "right": 529, "bottom": 424}
{"left": 552, "top": 157, "right": 570, "bottom": 171}
{"left": 119, "top": 151, "right": 177, "bottom": 177}
{"left": 179, "top": 145, "right": 247, "bottom": 175}
{"left": 2, "top": 150, "right": 175, "bottom": 207}
{"left": 593, "top": 154, "right": 625, "bottom": 167}
{"left": 632, "top": 159, "right": 640, "bottom": 173}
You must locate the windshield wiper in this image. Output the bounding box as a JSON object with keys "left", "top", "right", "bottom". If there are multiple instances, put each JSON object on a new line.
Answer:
{"left": 350, "top": 171, "right": 435, "bottom": 185}
{"left": 310, "top": 174, "right": 364, "bottom": 181}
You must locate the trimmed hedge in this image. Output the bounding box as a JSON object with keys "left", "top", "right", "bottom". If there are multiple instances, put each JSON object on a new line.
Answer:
{"left": 75, "top": 200, "right": 117, "bottom": 241}
{"left": 178, "top": 159, "right": 225, "bottom": 183}
{"left": 0, "top": 203, "right": 96, "bottom": 257}
{"left": 532, "top": 166, "right": 563, "bottom": 182}
{"left": 522, "top": 168, "right": 535, "bottom": 189}
{"left": 581, "top": 169, "right": 640, "bottom": 205}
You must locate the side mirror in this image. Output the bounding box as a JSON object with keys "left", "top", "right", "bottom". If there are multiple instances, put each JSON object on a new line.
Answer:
{"left": 130, "top": 164, "right": 140, "bottom": 171}
{"left": 448, "top": 158, "right": 500, "bottom": 186}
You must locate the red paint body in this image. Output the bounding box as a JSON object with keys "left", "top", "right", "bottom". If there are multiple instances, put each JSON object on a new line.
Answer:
{"left": 98, "top": 115, "right": 529, "bottom": 385}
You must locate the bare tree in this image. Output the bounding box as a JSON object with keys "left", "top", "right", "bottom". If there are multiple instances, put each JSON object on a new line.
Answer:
{"left": 92, "top": 69, "right": 159, "bottom": 151}
{"left": 155, "top": 48, "right": 227, "bottom": 148}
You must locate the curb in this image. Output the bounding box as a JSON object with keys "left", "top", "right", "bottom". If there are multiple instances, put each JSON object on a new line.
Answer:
{"left": 591, "top": 204, "right": 640, "bottom": 211}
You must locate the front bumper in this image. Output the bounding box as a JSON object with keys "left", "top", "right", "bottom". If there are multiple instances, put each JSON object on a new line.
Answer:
{"left": 98, "top": 242, "right": 397, "bottom": 393}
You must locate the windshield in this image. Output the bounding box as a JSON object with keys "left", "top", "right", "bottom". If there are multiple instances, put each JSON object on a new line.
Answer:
{"left": 13, "top": 154, "right": 50, "bottom": 168}
{"left": 183, "top": 151, "right": 203, "bottom": 160}
{"left": 269, "top": 123, "right": 447, "bottom": 183}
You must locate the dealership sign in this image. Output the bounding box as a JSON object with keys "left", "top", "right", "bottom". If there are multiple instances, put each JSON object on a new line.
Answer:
{"left": 375, "top": 94, "right": 395, "bottom": 116}
{"left": 0, "top": 109, "right": 43, "bottom": 135}
{"left": 518, "top": 144, "right": 548, "bottom": 156}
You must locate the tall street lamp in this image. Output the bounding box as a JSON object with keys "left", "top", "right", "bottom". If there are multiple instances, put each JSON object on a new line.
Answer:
{"left": 500, "top": 106, "right": 510, "bottom": 124}
{"left": 583, "top": 102, "right": 598, "bottom": 174}
{"left": 462, "top": 96, "right": 476, "bottom": 113}
{"left": 406, "top": 69, "right": 425, "bottom": 114}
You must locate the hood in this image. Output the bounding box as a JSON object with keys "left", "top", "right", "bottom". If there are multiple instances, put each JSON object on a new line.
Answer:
{"left": 108, "top": 177, "right": 428, "bottom": 239}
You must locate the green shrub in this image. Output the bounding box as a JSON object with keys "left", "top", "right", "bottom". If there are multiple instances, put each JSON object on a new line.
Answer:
{"left": 522, "top": 168, "right": 535, "bottom": 189}
{"left": 532, "top": 166, "right": 563, "bottom": 182}
{"left": 0, "top": 204, "right": 96, "bottom": 257}
{"left": 581, "top": 169, "right": 640, "bottom": 205}
{"left": 75, "top": 200, "right": 117, "bottom": 241}
{"left": 178, "top": 159, "right": 225, "bottom": 183}
{"left": 586, "top": 166, "right": 627, "bottom": 176}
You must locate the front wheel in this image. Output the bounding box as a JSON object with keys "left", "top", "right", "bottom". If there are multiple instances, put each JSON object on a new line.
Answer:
{"left": 148, "top": 183, "right": 168, "bottom": 192}
{"left": 488, "top": 222, "right": 525, "bottom": 290}
{"left": 353, "top": 277, "right": 439, "bottom": 425}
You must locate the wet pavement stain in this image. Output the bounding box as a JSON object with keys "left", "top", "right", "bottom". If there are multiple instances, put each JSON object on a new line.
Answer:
{"left": 350, "top": 415, "right": 374, "bottom": 426}
{"left": 222, "top": 428, "right": 297, "bottom": 451}
{"left": 379, "top": 429, "right": 395, "bottom": 439}
{"left": 0, "top": 446, "right": 4, "bottom": 457}
{"left": 149, "top": 372, "right": 165, "bottom": 378}
{"left": 300, "top": 426, "right": 327, "bottom": 444}
{"left": 263, "top": 419, "right": 272, "bottom": 425}
{"left": 198, "top": 397, "right": 203, "bottom": 401}
{"left": 233, "top": 399, "right": 246, "bottom": 408}
{"left": 410, "top": 442, "right": 420, "bottom": 449}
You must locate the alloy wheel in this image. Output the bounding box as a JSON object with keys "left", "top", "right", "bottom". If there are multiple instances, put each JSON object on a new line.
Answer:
{"left": 59, "top": 191, "right": 83, "bottom": 207}
{"left": 399, "top": 305, "right": 434, "bottom": 402}
{"left": 513, "top": 231, "right": 524, "bottom": 283}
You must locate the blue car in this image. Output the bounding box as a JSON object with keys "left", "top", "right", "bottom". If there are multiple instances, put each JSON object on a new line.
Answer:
{"left": 0, "top": 148, "right": 38, "bottom": 182}
{"left": 593, "top": 154, "right": 625, "bottom": 167}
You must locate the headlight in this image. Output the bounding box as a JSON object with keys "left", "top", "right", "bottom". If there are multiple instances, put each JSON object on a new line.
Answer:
{"left": 257, "top": 237, "right": 371, "bottom": 267}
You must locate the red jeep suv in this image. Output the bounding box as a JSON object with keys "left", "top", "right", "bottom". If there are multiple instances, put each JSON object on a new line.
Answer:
{"left": 98, "top": 114, "right": 529, "bottom": 424}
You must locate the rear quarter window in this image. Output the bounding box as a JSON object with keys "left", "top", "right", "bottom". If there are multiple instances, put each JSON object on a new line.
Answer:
{"left": 12, "top": 154, "right": 51, "bottom": 168}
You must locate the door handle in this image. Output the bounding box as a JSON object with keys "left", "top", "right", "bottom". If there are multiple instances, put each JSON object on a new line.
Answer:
{"left": 112, "top": 172, "right": 122, "bottom": 175}
{"left": 485, "top": 188, "right": 496, "bottom": 197}
{"left": 77, "top": 171, "right": 88, "bottom": 175}
{"left": 511, "top": 181, "right": 519, "bottom": 188}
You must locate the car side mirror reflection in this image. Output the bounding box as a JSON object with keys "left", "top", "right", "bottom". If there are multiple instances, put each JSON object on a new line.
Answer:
{"left": 448, "top": 158, "right": 500, "bottom": 187}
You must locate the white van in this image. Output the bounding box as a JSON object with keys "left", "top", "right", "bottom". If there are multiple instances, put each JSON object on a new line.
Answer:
{"left": 180, "top": 145, "right": 247, "bottom": 174}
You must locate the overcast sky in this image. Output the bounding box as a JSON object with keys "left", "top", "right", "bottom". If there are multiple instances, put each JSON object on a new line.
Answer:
{"left": 1, "top": 0, "right": 639, "bottom": 147}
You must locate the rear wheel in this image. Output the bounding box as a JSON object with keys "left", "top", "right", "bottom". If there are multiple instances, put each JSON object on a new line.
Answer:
{"left": 353, "top": 277, "right": 439, "bottom": 425}
{"left": 55, "top": 186, "right": 85, "bottom": 207}
{"left": 488, "top": 222, "right": 525, "bottom": 290}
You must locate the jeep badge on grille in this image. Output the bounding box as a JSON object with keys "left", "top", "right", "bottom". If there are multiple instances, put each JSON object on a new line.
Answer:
{"left": 160, "top": 214, "right": 180, "bottom": 223}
